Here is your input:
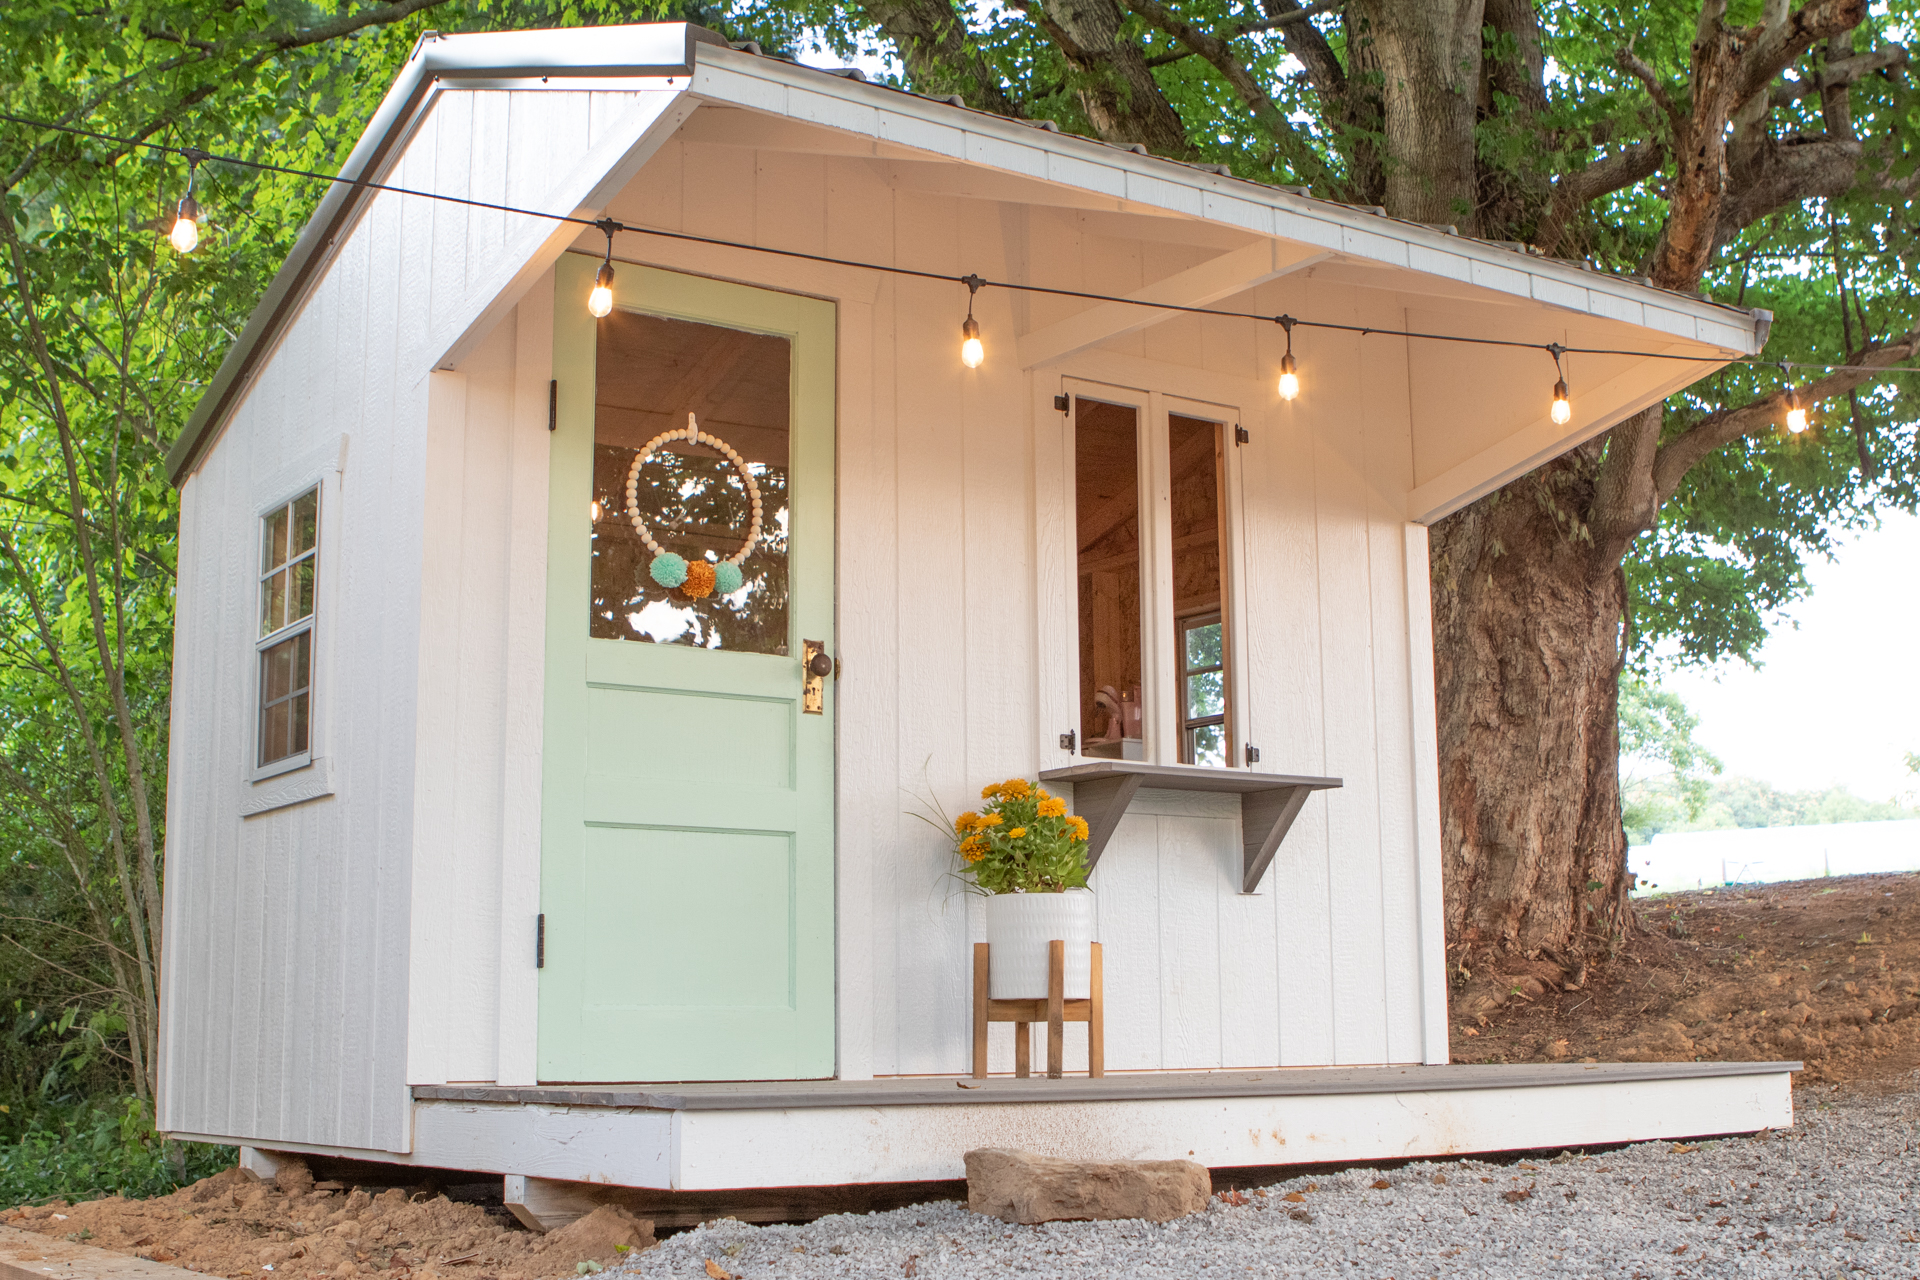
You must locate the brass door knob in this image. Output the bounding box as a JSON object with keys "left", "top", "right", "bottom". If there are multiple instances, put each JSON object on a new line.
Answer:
{"left": 808, "top": 651, "right": 835, "bottom": 678}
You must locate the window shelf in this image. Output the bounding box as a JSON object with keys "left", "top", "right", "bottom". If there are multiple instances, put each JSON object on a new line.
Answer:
{"left": 1039, "top": 761, "right": 1342, "bottom": 894}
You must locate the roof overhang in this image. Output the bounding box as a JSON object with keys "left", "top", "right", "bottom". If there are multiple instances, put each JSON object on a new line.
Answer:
{"left": 167, "top": 24, "right": 1769, "bottom": 494}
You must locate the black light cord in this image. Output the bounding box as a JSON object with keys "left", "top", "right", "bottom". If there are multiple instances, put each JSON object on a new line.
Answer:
{"left": 4, "top": 108, "right": 1917, "bottom": 378}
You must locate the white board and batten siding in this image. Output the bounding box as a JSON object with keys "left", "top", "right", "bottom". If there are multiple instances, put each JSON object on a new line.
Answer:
{"left": 598, "top": 132, "right": 1451, "bottom": 1081}
{"left": 160, "top": 88, "right": 674, "bottom": 1151}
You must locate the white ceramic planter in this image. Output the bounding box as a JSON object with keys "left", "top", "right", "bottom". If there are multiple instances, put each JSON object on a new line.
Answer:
{"left": 983, "top": 889, "right": 1094, "bottom": 999}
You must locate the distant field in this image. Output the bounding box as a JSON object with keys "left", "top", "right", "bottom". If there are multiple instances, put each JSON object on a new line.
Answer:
{"left": 1632, "top": 819, "right": 1920, "bottom": 894}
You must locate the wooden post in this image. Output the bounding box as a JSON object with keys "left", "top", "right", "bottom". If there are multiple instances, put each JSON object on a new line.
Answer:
{"left": 1089, "top": 941, "right": 1104, "bottom": 1078}
{"left": 1013, "top": 1022, "right": 1030, "bottom": 1077}
{"left": 971, "top": 943, "right": 989, "bottom": 1080}
{"left": 1046, "top": 939, "right": 1065, "bottom": 1079}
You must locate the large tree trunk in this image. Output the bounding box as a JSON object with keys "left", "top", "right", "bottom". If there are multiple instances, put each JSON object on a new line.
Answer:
{"left": 1428, "top": 448, "right": 1635, "bottom": 991}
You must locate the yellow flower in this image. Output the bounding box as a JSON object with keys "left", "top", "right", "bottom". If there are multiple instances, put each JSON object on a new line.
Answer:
{"left": 959, "top": 835, "right": 987, "bottom": 862}
{"left": 979, "top": 813, "right": 1004, "bottom": 827}
{"left": 1037, "top": 796, "right": 1067, "bottom": 818}
{"left": 955, "top": 811, "right": 982, "bottom": 834}
{"left": 1008, "top": 827, "right": 1027, "bottom": 839}
{"left": 999, "top": 778, "right": 1032, "bottom": 800}
{"left": 981, "top": 782, "right": 1002, "bottom": 800}
{"left": 1067, "top": 816, "right": 1090, "bottom": 841}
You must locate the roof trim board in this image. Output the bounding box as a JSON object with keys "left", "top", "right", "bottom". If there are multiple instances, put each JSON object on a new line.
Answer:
{"left": 166, "top": 23, "right": 1768, "bottom": 485}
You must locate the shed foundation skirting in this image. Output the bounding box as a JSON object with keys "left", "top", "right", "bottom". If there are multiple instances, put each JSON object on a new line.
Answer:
{"left": 179, "top": 1063, "right": 1794, "bottom": 1193}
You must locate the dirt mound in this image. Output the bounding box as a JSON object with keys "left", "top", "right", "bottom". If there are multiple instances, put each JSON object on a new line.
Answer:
{"left": 3, "top": 1160, "right": 654, "bottom": 1280}
{"left": 1457, "top": 871, "right": 1920, "bottom": 1088}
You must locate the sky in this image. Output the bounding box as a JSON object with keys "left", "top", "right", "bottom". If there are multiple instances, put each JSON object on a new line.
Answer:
{"left": 1660, "top": 510, "right": 1920, "bottom": 805}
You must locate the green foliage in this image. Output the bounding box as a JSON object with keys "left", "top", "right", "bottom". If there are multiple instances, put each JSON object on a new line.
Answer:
{"left": 1619, "top": 676, "right": 1722, "bottom": 842}
{"left": 952, "top": 779, "right": 1090, "bottom": 895}
{"left": 1630, "top": 774, "right": 1917, "bottom": 842}
{"left": 0, "top": 1096, "right": 230, "bottom": 1206}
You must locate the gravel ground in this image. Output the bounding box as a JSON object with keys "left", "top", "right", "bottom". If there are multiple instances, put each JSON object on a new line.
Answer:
{"left": 613, "top": 1084, "right": 1920, "bottom": 1279}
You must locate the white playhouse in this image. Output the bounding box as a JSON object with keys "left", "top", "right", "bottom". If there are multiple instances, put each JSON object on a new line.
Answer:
{"left": 158, "top": 22, "right": 1795, "bottom": 1219}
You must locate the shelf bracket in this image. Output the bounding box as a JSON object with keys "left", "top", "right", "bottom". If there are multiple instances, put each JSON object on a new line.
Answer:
{"left": 1071, "top": 770, "right": 1145, "bottom": 873}
{"left": 1239, "top": 785, "right": 1315, "bottom": 894}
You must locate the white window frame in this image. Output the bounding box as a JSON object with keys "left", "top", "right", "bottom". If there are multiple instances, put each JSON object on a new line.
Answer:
{"left": 1044, "top": 378, "right": 1250, "bottom": 771}
{"left": 250, "top": 483, "right": 321, "bottom": 782}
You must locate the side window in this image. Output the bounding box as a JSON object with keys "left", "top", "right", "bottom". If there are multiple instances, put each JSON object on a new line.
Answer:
{"left": 257, "top": 488, "right": 318, "bottom": 769}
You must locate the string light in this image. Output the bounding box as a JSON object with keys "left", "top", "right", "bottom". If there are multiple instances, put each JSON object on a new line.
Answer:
{"left": 169, "top": 148, "right": 208, "bottom": 254}
{"left": 1548, "top": 344, "right": 1572, "bottom": 425}
{"left": 4, "top": 111, "right": 1912, "bottom": 389}
{"left": 587, "top": 218, "right": 618, "bottom": 318}
{"left": 1781, "top": 364, "right": 1809, "bottom": 433}
{"left": 960, "top": 274, "right": 985, "bottom": 368}
{"left": 1275, "top": 315, "right": 1299, "bottom": 400}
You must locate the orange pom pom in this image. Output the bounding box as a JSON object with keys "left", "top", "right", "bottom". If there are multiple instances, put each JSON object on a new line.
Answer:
{"left": 682, "top": 560, "right": 717, "bottom": 599}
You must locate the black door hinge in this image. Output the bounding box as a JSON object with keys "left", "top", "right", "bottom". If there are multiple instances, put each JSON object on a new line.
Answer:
{"left": 547, "top": 380, "right": 558, "bottom": 432}
{"left": 536, "top": 914, "right": 546, "bottom": 968}
{"left": 1053, "top": 394, "right": 1070, "bottom": 412}
{"left": 1235, "top": 425, "right": 1249, "bottom": 445}
{"left": 1059, "top": 730, "right": 1076, "bottom": 751}
{"left": 1244, "top": 744, "right": 1261, "bottom": 764}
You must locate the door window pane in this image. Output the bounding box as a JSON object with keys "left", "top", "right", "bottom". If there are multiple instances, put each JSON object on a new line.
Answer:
{"left": 1171, "top": 414, "right": 1230, "bottom": 766}
{"left": 590, "top": 311, "right": 791, "bottom": 654}
{"left": 1075, "top": 399, "right": 1143, "bottom": 760}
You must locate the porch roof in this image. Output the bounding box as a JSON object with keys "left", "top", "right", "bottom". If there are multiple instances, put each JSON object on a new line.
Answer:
{"left": 169, "top": 22, "right": 1771, "bottom": 515}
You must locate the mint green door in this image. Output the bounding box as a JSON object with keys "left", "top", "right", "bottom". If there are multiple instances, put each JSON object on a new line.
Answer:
{"left": 539, "top": 255, "right": 836, "bottom": 1082}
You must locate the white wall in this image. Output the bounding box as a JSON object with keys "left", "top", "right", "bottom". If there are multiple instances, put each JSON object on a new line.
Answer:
{"left": 165, "top": 84, "right": 1456, "bottom": 1157}
{"left": 160, "top": 87, "right": 657, "bottom": 1149}
{"left": 585, "top": 134, "right": 1450, "bottom": 1078}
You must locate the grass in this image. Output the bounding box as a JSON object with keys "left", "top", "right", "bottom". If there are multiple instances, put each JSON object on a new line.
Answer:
{"left": 0, "top": 1096, "right": 232, "bottom": 1207}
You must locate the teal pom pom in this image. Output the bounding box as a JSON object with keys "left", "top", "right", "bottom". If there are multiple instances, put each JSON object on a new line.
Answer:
{"left": 713, "top": 561, "right": 744, "bottom": 595}
{"left": 648, "top": 552, "right": 688, "bottom": 588}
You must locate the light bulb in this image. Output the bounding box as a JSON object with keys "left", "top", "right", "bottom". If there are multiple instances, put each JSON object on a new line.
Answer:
{"left": 1786, "top": 406, "right": 1808, "bottom": 434}
{"left": 1550, "top": 378, "right": 1571, "bottom": 425}
{"left": 961, "top": 316, "right": 983, "bottom": 369}
{"left": 169, "top": 196, "right": 199, "bottom": 253}
{"left": 587, "top": 261, "right": 615, "bottom": 318}
{"left": 589, "top": 499, "right": 603, "bottom": 522}
{"left": 1277, "top": 353, "right": 1299, "bottom": 401}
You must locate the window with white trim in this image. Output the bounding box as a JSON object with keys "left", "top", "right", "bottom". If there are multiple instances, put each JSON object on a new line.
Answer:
{"left": 1071, "top": 392, "right": 1239, "bottom": 768}
{"left": 257, "top": 488, "right": 318, "bottom": 769}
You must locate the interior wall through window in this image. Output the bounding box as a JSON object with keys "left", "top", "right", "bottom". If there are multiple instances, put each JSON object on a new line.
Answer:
{"left": 1075, "top": 398, "right": 1144, "bottom": 760}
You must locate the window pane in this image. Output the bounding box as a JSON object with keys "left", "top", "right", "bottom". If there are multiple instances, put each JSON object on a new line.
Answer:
{"left": 1075, "top": 399, "right": 1143, "bottom": 760}
{"left": 289, "top": 690, "right": 310, "bottom": 757}
{"left": 589, "top": 312, "right": 791, "bottom": 654}
{"left": 1184, "top": 620, "right": 1222, "bottom": 671}
{"left": 261, "top": 697, "right": 292, "bottom": 765}
{"left": 1189, "top": 722, "right": 1226, "bottom": 768}
{"left": 263, "top": 506, "right": 290, "bottom": 573}
{"left": 292, "top": 559, "right": 316, "bottom": 624}
{"left": 261, "top": 569, "right": 288, "bottom": 637}
{"left": 1186, "top": 668, "right": 1224, "bottom": 719}
{"left": 1170, "top": 415, "right": 1231, "bottom": 766}
{"left": 293, "top": 490, "right": 318, "bottom": 555}
{"left": 262, "top": 634, "right": 295, "bottom": 701}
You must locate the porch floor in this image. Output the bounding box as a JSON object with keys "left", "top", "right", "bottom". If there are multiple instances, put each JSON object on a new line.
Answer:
{"left": 412, "top": 1059, "right": 1797, "bottom": 1111}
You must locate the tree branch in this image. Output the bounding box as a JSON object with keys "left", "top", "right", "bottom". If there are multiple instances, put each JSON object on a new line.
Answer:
{"left": 1535, "top": 139, "right": 1666, "bottom": 257}
{"left": 1651, "top": 331, "right": 1920, "bottom": 502}
{"left": 1124, "top": 0, "right": 1332, "bottom": 185}
{"left": 1770, "top": 43, "right": 1909, "bottom": 106}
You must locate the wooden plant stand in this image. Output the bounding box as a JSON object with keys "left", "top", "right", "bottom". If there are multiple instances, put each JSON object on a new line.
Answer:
{"left": 971, "top": 940, "right": 1104, "bottom": 1080}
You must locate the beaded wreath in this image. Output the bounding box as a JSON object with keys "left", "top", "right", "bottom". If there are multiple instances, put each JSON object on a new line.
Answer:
{"left": 625, "top": 413, "right": 761, "bottom": 600}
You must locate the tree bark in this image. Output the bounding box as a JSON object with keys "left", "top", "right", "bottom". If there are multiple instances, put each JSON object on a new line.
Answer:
{"left": 1351, "top": 0, "right": 1487, "bottom": 227}
{"left": 1430, "top": 451, "right": 1634, "bottom": 970}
